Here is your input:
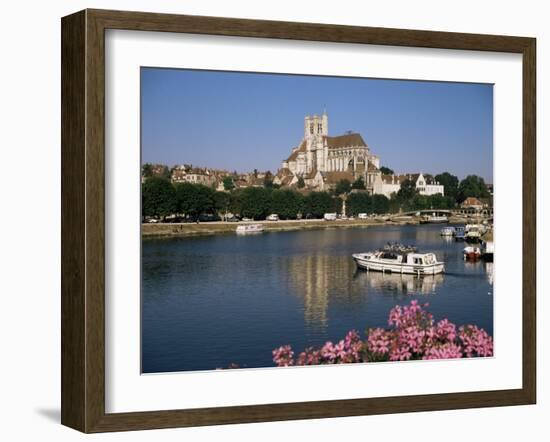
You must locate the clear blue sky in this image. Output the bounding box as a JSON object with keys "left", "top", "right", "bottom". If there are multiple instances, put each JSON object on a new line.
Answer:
{"left": 141, "top": 68, "right": 493, "bottom": 182}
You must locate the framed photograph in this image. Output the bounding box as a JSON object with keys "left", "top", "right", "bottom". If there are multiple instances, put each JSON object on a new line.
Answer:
{"left": 61, "top": 9, "right": 536, "bottom": 433}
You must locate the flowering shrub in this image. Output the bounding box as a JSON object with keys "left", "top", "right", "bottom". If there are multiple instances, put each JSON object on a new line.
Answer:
{"left": 272, "top": 300, "right": 493, "bottom": 367}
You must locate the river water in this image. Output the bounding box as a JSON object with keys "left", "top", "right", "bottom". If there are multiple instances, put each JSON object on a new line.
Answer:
{"left": 142, "top": 224, "right": 493, "bottom": 373}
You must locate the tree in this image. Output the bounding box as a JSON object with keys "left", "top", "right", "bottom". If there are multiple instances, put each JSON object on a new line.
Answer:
{"left": 304, "top": 192, "right": 334, "bottom": 218}
{"left": 263, "top": 171, "right": 274, "bottom": 188}
{"left": 428, "top": 194, "right": 454, "bottom": 210}
{"left": 175, "top": 182, "right": 215, "bottom": 220}
{"left": 270, "top": 190, "right": 303, "bottom": 219}
{"left": 435, "top": 172, "right": 459, "bottom": 201}
{"left": 380, "top": 166, "right": 394, "bottom": 175}
{"left": 351, "top": 176, "right": 366, "bottom": 190}
{"left": 458, "top": 175, "right": 490, "bottom": 202}
{"left": 160, "top": 165, "right": 171, "bottom": 180}
{"left": 412, "top": 194, "right": 429, "bottom": 210}
{"left": 223, "top": 176, "right": 235, "bottom": 191}
{"left": 397, "top": 179, "right": 418, "bottom": 201}
{"left": 348, "top": 192, "right": 371, "bottom": 215}
{"left": 142, "top": 163, "right": 153, "bottom": 178}
{"left": 213, "top": 191, "right": 230, "bottom": 218}
{"left": 371, "top": 194, "right": 390, "bottom": 214}
{"left": 142, "top": 177, "right": 177, "bottom": 218}
{"left": 335, "top": 179, "right": 352, "bottom": 195}
{"left": 240, "top": 187, "right": 272, "bottom": 219}
{"left": 297, "top": 177, "right": 305, "bottom": 189}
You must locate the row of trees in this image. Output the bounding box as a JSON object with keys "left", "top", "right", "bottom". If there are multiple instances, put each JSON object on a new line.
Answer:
{"left": 142, "top": 177, "right": 345, "bottom": 220}
{"left": 142, "top": 171, "right": 492, "bottom": 220}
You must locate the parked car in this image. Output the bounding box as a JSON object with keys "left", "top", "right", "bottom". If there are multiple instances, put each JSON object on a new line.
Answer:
{"left": 323, "top": 213, "right": 337, "bottom": 221}
{"left": 266, "top": 214, "right": 279, "bottom": 221}
{"left": 358, "top": 213, "right": 368, "bottom": 219}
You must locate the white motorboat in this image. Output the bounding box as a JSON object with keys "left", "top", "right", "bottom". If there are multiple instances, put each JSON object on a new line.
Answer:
{"left": 464, "top": 225, "right": 482, "bottom": 242}
{"left": 420, "top": 214, "right": 449, "bottom": 224}
{"left": 236, "top": 224, "right": 264, "bottom": 234}
{"left": 440, "top": 226, "right": 455, "bottom": 236}
{"left": 352, "top": 246, "right": 445, "bottom": 276}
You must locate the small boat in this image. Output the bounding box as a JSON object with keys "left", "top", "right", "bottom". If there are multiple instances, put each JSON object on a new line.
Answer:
{"left": 454, "top": 226, "right": 466, "bottom": 241}
{"left": 463, "top": 246, "right": 481, "bottom": 260}
{"left": 440, "top": 226, "right": 455, "bottom": 236}
{"left": 352, "top": 245, "right": 444, "bottom": 276}
{"left": 420, "top": 214, "right": 449, "bottom": 224}
{"left": 236, "top": 224, "right": 264, "bottom": 234}
{"left": 464, "top": 226, "right": 482, "bottom": 243}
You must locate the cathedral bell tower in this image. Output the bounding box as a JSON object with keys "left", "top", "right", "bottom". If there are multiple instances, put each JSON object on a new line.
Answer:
{"left": 304, "top": 110, "right": 328, "bottom": 139}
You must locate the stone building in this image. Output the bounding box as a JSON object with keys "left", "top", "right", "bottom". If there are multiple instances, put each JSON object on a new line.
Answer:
{"left": 275, "top": 112, "right": 380, "bottom": 190}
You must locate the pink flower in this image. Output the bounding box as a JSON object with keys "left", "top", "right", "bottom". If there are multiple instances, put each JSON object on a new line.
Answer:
{"left": 272, "top": 300, "right": 493, "bottom": 367}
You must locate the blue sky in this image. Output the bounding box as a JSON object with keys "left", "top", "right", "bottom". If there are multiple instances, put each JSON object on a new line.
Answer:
{"left": 141, "top": 68, "right": 493, "bottom": 182}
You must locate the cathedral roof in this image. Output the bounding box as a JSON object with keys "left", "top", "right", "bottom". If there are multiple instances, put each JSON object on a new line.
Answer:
{"left": 325, "top": 133, "right": 367, "bottom": 149}
{"left": 322, "top": 171, "right": 356, "bottom": 184}
{"left": 286, "top": 141, "right": 306, "bottom": 162}
{"left": 367, "top": 161, "right": 378, "bottom": 172}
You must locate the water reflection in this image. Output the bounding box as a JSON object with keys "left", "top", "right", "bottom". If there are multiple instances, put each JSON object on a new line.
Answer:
{"left": 356, "top": 271, "right": 444, "bottom": 296}
{"left": 283, "top": 255, "right": 360, "bottom": 332}
{"left": 142, "top": 224, "right": 494, "bottom": 373}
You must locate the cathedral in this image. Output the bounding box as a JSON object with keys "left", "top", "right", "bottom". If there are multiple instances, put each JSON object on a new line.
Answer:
{"left": 275, "top": 111, "right": 381, "bottom": 191}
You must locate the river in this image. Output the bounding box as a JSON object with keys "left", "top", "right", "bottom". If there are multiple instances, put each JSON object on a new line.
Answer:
{"left": 142, "top": 224, "right": 494, "bottom": 373}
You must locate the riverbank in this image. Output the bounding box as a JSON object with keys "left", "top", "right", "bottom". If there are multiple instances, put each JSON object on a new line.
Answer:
{"left": 142, "top": 215, "right": 473, "bottom": 238}
{"left": 142, "top": 218, "right": 388, "bottom": 238}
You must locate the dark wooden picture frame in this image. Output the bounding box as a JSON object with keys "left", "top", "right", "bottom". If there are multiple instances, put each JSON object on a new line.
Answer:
{"left": 61, "top": 9, "right": 536, "bottom": 433}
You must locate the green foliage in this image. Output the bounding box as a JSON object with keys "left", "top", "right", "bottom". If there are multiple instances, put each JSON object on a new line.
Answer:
{"left": 142, "top": 163, "right": 153, "bottom": 178}
{"left": 263, "top": 171, "right": 274, "bottom": 188}
{"left": 229, "top": 189, "right": 243, "bottom": 216}
{"left": 142, "top": 177, "right": 177, "bottom": 218}
{"left": 213, "top": 191, "right": 230, "bottom": 213}
{"left": 223, "top": 176, "right": 235, "bottom": 191}
{"left": 351, "top": 176, "right": 366, "bottom": 190}
{"left": 371, "top": 194, "right": 390, "bottom": 214}
{"left": 379, "top": 166, "right": 394, "bottom": 175}
{"left": 397, "top": 179, "right": 418, "bottom": 201}
{"left": 435, "top": 172, "right": 459, "bottom": 200}
{"left": 458, "top": 175, "right": 490, "bottom": 202}
{"left": 348, "top": 192, "right": 371, "bottom": 215}
{"left": 297, "top": 177, "right": 305, "bottom": 189}
{"left": 335, "top": 179, "right": 352, "bottom": 195}
{"left": 175, "top": 182, "right": 215, "bottom": 220}
{"left": 304, "top": 192, "right": 335, "bottom": 218}
{"left": 240, "top": 187, "right": 272, "bottom": 220}
{"left": 270, "top": 189, "right": 303, "bottom": 219}
{"left": 160, "top": 166, "right": 171, "bottom": 180}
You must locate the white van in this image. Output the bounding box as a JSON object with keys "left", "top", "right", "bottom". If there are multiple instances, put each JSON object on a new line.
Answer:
{"left": 266, "top": 214, "right": 279, "bottom": 221}
{"left": 323, "top": 213, "right": 337, "bottom": 221}
{"left": 358, "top": 213, "right": 368, "bottom": 219}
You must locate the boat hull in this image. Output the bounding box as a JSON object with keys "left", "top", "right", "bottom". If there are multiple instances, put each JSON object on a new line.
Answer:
{"left": 352, "top": 254, "right": 445, "bottom": 276}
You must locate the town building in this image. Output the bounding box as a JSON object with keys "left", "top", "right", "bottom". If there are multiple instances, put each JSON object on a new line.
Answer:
{"left": 372, "top": 172, "right": 444, "bottom": 198}
{"left": 170, "top": 165, "right": 216, "bottom": 186}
